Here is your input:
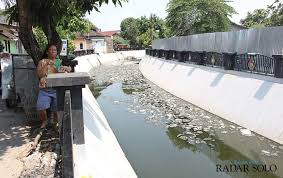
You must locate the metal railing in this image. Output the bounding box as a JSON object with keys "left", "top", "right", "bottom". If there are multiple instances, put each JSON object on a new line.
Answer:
{"left": 204, "top": 52, "right": 225, "bottom": 69}
{"left": 74, "top": 49, "right": 95, "bottom": 57}
{"left": 234, "top": 53, "right": 275, "bottom": 76}
{"left": 146, "top": 48, "right": 283, "bottom": 78}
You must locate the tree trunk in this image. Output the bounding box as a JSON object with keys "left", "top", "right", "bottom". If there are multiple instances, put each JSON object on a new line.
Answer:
{"left": 16, "top": 0, "right": 62, "bottom": 66}
{"left": 16, "top": 0, "right": 42, "bottom": 66}
{"left": 40, "top": 15, "right": 62, "bottom": 55}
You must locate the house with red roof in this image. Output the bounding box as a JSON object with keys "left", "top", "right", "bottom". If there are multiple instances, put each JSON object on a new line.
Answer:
{"left": 74, "top": 28, "right": 119, "bottom": 54}
{"left": 100, "top": 30, "right": 120, "bottom": 38}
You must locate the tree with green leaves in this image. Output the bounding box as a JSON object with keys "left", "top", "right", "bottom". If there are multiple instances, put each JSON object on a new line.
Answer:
{"left": 166, "top": 0, "right": 236, "bottom": 36}
{"left": 2, "top": 0, "right": 126, "bottom": 65}
{"left": 240, "top": 9, "right": 269, "bottom": 28}
{"left": 241, "top": 0, "right": 283, "bottom": 28}
{"left": 120, "top": 14, "right": 168, "bottom": 48}
{"left": 120, "top": 17, "right": 140, "bottom": 47}
{"left": 268, "top": 0, "right": 283, "bottom": 26}
{"left": 113, "top": 35, "right": 129, "bottom": 47}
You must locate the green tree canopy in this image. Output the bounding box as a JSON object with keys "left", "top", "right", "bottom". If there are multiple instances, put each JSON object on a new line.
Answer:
{"left": 113, "top": 35, "right": 129, "bottom": 47}
{"left": 2, "top": 0, "right": 126, "bottom": 65}
{"left": 120, "top": 17, "right": 140, "bottom": 47}
{"left": 120, "top": 14, "right": 168, "bottom": 48}
{"left": 165, "top": 0, "right": 236, "bottom": 36}
{"left": 241, "top": 0, "right": 283, "bottom": 28}
{"left": 34, "top": 18, "right": 95, "bottom": 53}
{"left": 240, "top": 9, "right": 269, "bottom": 28}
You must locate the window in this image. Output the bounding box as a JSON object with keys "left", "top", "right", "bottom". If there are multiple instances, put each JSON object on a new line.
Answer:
{"left": 4, "top": 40, "right": 8, "bottom": 52}
{"left": 80, "top": 43, "right": 83, "bottom": 50}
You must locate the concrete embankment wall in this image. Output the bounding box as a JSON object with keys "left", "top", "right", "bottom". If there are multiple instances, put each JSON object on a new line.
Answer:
{"left": 139, "top": 56, "right": 283, "bottom": 144}
{"left": 74, "top": 51, "right": 145, "bottom": 178}
{"left": 75, "top": 50, "right": 145, "bottom": 72}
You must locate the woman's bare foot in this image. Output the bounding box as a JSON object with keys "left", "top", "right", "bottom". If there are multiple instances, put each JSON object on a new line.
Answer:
{"left": 40, "top": 120, "right": 48, "bottom": 129}
{"left": 38, "top": 110, "right": 48, "bottom": 129}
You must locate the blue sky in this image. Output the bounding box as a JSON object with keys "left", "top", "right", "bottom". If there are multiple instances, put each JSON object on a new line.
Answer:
{"left": 0, "top": 0, "right": 275, "bottom": 31}
{"left": 86, "top": 0, "right": 275, "bottom": 31}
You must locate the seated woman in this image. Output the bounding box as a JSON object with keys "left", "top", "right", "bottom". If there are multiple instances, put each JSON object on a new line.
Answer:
{"left": 36, "top": 44, "right": 72, "bottom": 128}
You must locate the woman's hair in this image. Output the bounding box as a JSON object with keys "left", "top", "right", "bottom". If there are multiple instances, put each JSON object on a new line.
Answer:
{"left": 41, "top": 44, "right": 57, "bottom": 59}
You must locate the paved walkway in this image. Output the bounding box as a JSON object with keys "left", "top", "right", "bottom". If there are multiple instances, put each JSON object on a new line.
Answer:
{"left": 0, "top": 99, "right": 31, "bottom": 178}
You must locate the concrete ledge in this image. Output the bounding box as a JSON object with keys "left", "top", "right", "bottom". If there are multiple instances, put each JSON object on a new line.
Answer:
{"left": 139, "top": 56, "right": 283, "bottom": 144}
{"left": 72, "top": 51, "right": 139, "bottom": 177}
{"left": 46, "top": 72, "right": 90, "bottom": 87}
{"left": 76, "top": 86, "right": 137, "bottom": 178}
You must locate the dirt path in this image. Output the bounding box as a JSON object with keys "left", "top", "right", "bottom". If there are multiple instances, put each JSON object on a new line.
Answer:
{"left": 0, "top": 99, "right": 60, "bottom": 178}
{"left": 0, "top": 99, "right": 31, "bottom": 178}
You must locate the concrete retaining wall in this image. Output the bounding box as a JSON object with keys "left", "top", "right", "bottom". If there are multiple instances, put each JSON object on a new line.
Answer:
{"left": 74, "top": 51, "right": 145, "bottom": 178}
{"left": 75, "top": 50, "right": 145, "bottom": 73}
{"left": 77, "top": 86, "right": 137, "bottom": 178}
{"left": 139, "top": 56, "right": 283, "bottom": 144}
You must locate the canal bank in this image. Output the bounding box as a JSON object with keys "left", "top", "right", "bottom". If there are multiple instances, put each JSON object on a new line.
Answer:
{"left": 73, "top": 52, "right": 141, "bottom": 177}
{"left": 139, "top": 56, "right": 283, "bottom": 145}
{"left": 90, "top": 62, "right": 283, "bottom": 178}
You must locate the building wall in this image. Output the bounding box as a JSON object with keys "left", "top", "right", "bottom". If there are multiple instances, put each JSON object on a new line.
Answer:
{"left": 0, "top": 35, "right": 18, "bottom": 54}
{"left": 86, "top": 39, "right": 93, "bottom": 50}
{"left": 10, "top": 41, "right": 17, "bottom": 53}
{"left": 74, "top": 38, "right": 87, "bottom": 51}
{"left": 230, "top": 24, "right": 246, "bottom": 31}
{"left": 74, "top": 34, "right": 115, "bottom": 54}
{"left": 105, "top": 36, "right": 114, "bottom": 53}
{"left": 91, "top": 38, "right": 107, "bottom": 54}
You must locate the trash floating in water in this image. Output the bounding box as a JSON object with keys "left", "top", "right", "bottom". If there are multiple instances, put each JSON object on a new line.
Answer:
{"left": 203, "top": 137, "right": 212, "bottom": 141}
{"left": 204, "top": 116, "right": 211, "bottom": 119}
{"left": 230, "top": 125, "right": 235, "bottom": 129}
{"left": 200, "top": 140, "right": 207, "bottom": 144}
{"left": 240, "top": 129, "right": 252, "bottom": 136}
{"left": 260, "top": 150, "right": 279, "bottom": 157}
{"left": 270, "top": 144, "right": 277, "bottom": 149}
{"left": 179, "top": 136, "right": 188, "bottom": 141}
{"left": 270, "top": 152, "right": 279, "bottom": 157}
{"left": 187, "top": 138, "right": 195, "bottom": 145}
{"left": 203, "top": 128, "right": 210, "bottom": 132}
{"left": 168, "top": 124, "right": 178, "bottom": 128}
{"left": 221, "top": 131, "right": 228, "bottom": 134}
{"left": 261, "top": 150, "right": 271, "bottom": 156}
{"left": 196, "top": 131, "right": 203, "bottom": 134}
{"left": 195, "top": 140, "right": 201, "bottom": 144}
{"left": 175, "top": 119, "right": 183, "bottom": 123}
{"left": 193, "top": 126, "right": 202, "bottom": 131}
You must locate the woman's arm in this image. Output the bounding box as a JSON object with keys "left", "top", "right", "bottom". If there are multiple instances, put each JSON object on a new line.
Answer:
{"left": 37, "top": 60, "right": 48, "bottom": 79}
